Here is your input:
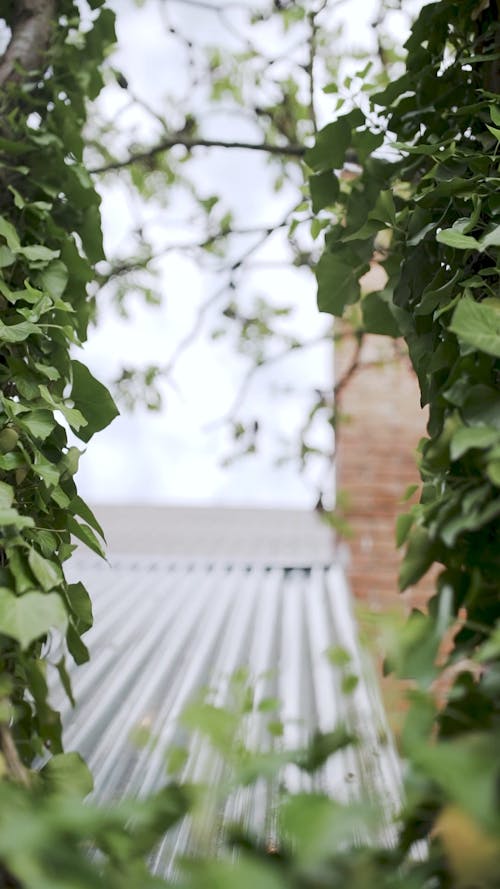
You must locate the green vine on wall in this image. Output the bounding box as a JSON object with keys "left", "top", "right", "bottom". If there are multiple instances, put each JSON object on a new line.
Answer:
{"left": 311, "top": 0, "right": 500, "bottom": 875}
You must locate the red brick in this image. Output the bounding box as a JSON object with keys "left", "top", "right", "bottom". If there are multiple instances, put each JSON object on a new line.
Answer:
{"left": 336, "top": 336, "right": 434, "bottom": 608}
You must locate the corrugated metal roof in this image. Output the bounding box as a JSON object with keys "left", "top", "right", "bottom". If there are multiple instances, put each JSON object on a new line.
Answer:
{"left": 59, "top": 543, "right": 401, "bottom": 877}
{"left": 89, "top": 504, "right": 336, "bottom": 563}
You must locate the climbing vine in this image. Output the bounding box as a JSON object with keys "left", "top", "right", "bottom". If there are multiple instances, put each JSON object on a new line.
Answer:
{"left": 0, "top": 0, "right": 119, "bottom": 773}
{"left": 311, "top": 0, "right": 500, "bottom": 879}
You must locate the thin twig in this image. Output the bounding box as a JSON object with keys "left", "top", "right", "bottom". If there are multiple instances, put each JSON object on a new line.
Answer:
{"left": 90, "top": 136, "right": 306, "bottom": 174}
{"left": 334, "top": 336, "right": 364, "bottom": 400}
{"left": 206, "top": 332, "right": 332, "bottom": 430}
{"left": 161, "top": 207, "right": 297, "bottom": 375}
{"left": 0, "top": 723, "right": 31, "bottom": 787}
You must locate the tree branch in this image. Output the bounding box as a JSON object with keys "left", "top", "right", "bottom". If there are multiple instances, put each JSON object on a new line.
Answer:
{"left": 0, "top": 723, "right": 31, "bottom": 787}
{"left": 206, "top": 332, "right": 331, "bottom": 431}
{"left": 90, "top": 136, "right": 306, "bottom": 174}
{"left": 0, "top": 1, "right": 55, "bottom": 90}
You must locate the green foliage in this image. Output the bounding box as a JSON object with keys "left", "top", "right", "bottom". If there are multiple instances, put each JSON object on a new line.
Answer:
{"left": 0, "top": 1, "right": 118, "bottom": 775}
{"left": 311, "top": 0, "right": 500, "bottom": 880}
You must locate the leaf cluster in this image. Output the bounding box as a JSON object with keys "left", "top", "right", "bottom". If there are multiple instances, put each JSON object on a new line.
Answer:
{"left": 311, "top": 0, "right": 500, "bottom": 881}
{"left": 0, "top": 2, "right": 118, "bottom": 773}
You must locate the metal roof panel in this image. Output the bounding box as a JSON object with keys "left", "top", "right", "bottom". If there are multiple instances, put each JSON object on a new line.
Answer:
{"left": 58, "top": 552, "right": 401, "bottom": 876}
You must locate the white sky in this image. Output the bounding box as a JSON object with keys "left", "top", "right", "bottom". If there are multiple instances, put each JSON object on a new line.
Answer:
{"left": 74, "top": 0, "right": 420, "bottom": 508}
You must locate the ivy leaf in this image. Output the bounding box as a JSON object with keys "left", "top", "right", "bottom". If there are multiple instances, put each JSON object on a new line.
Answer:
{"left": 306, "top": 114, "right": 354, "bottom": 171}
{"left": 18, "top": 410, "right": 55, "bottom": 441}
{"left": 28, "top": 549, "right": 62, "bottom": 591}
{"left": 38, "top": 385, "right": 87, "bottom": 432}
{"left": 0, "top": 509, "right": 34, "bottom": 528}
{"left": 309, "top": 171, "right": 339, "bottom": 213}
{"left": 450, "top": 427, "right": 500, "bottom": 461}
{"left": 436, "top": 229, "right": 479, "bottom": 250}
{"left": 0, "top": 246, "right": 15, "bottom": 267}
{"left": 0, "top": 481, "right": 14, "bottom": 509}
{"left": 487, "top": 460, "right": 500, "bottom": 486}
{"left": 449, "top": 296, "right": 500, "bottom": 358}
{"left": 39, "top": 260, "right": 69, "bottom": 299}
{"left": 68, "top": 517, "right": 106, "bottom": 558}
{"left": 316, "top": 253, "right": 368, "bottom": 315}
{"left": 70, "top": 360, "right": 119, "bottom": 442}
{"left": 66, "top": 581, "right": 93, "bottom": 633}
{"left": 362, "top": 290, "right": 401, "bottom": 337}
{"left": 399, "top": 527, "right": 437, "bottom": 590}
{"left": 0, "top": 590, "right": 68, "bottom": 650}
{"left": 33, "top": 454, "right": 60, "bottom": 488}
{"left": 462, "top": 386, "right": 500, "bottom": 429}
{"left": 479, "top": 225, "right": 500, "bottom": 250}
{"left": 66, "top": 622, "right": 90, "bottom": 665}
{"left": 55, "top": 656, "right": 76, "bottom": 707}
{"left": 70, "top": 495, "right": 105, "bottom": 540}
{"left": 18, "top": 245, "right": 60, "bottom": 264}
{"left": 0, "top": 320, "right": 39, "bottom": 342}
{"left": 396, "top": 512, "right": 414, "bottom": 547}
{"left": 0, "top": 216, "right": 21, "bottom": 251}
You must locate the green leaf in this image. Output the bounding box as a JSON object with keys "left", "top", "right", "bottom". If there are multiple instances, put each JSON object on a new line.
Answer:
{"left": 309, "top": 170, "right": 339, "bottom": 213}
{"left": 0, "top": 589, "right": 67, "bottom": 649}
{"left": 70, "top": 360, "right": 119, "bottom": 442}
{"left": 462, "top": 386, "right": 500, "bottom": 430}
{"left": 39, "top": 260, "right": 69, "bottom": 299}
{"left": 66, "top": 582, "right": 93, "bottom": 633}
{"left": 490, "top": 104, "right": 500, "bottom": 127}
{"left": 184, "top": 857, "right": 287, "bottom": 889}
{"left": 38, "top": 385, "right": 87, "bottom": 432}
{"left": 316, "top": 253, "right": 368, "bottom": 315}
{"left": 67, "top": 517, "right": 106, "bottom": 558}
{"left": 0, "top": 320, "right": 39, "bottom": 342}
{"left": 33, "top": 454, "right": 60, "bottom": 488}
{"left": 396, "top": 512, "right": 414, "bottom": 547}
{"left": 0, "top": 246, "right": 15, "bottom": 267}
{"left": 362, "top": 289, "right": 400, "bottom": 336}
{"left": 306, "top": 114, "right": 353, "bottom": 171}
{"left": 479, "top": 225, "right": 500, "bottom": 250}
{"left": 399, "top": 527, "right": 436, "bottom": 590}
{"left": 18, "top": 410, "right": 55, "bottom": 441}
{"left": 7, "top": 549, "right": 34, "bottom": 593}
{"left": 0, "top": 481, "right": 14, "bottom": 509}
{"left": 487, "top": 459, "right": 500, "bottom": 486}
{"left": 449, "top": 296, "right": 500, "bottom": 358}
{"left": 450, "top": 426, "right": 500, "bottom": 461}
{"left": 28, "top": 549, "right": 62, "bottom": 592}
{"left": 295, "top": 726, "right": 355, "bottom": 773}
{"left": 0, "top": 216, "right": 21, "bottom": 251}
{"left": 411, "top": 735, "right": 499, "bottom": 831}
{"left": 18, "top": 245, "right": 60, "bottom": 264}
{"left": 55, "top": 656, "right": 76, "bottom": 707}
{"left": 436, "top": 229, "right": 479, "bottom": 250}
{"left": 0, "top": 508, "right": 34, "bottom": 528}
{"left": 281, "top": 793, "right": 373, "bottom": 865}
{"left": 70, "top": 496, "right": 105, "bottom": 540}
{"left": 41, "top": 752, "right": 93, "bottom": 798}
{"left": 66, "top": 622, "right": 90, "bottom": 665}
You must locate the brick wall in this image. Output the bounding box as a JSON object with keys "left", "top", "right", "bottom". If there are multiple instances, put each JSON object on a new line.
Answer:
{"left": 335, "top": 331, "right": 433, "bottom": 612}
